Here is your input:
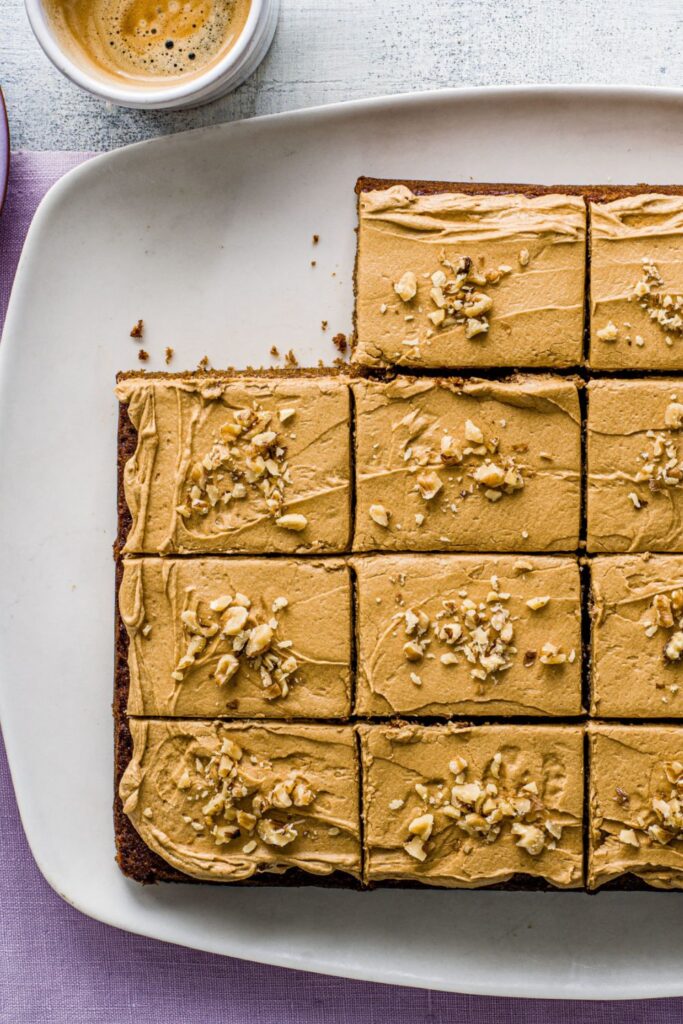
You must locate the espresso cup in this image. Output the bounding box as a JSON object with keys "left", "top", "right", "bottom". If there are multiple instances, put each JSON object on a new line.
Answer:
{"left": 25, "top": 0, "right": 279, "bottom": 110}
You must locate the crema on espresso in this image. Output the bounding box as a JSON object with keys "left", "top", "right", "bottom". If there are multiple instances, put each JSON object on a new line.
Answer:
{"left": 43, "top": 0, "right": 251, "bottom": 85}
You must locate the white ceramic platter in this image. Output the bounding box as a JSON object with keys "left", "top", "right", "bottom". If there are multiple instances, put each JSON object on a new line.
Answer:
{"left": 2, "top": 86, "right": 683, "bottom": 1000}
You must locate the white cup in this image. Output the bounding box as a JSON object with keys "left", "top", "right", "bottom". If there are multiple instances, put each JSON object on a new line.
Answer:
{"left": 25, "top": 0, "right": 280, "bottom": 110}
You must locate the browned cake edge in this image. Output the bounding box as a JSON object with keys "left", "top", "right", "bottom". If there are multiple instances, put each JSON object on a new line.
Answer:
{"left": 354, "top": 178, "right": 683, "bottom": 202}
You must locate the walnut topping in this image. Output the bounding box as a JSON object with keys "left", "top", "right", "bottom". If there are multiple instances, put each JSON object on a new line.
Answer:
{"left": 526, "top": 595, "right": 550, "bottom": 611}
{"left": 398, "top": 753, "right": 561, "bottom": 861}
{"left": 642, "top": 589, "right": 683, "bottom": 666}
{"left": 425, "top": 254, "right": 503, "bottom": 340}
{"left": 369, "top": 503, "right": 390, "bottom": 527}
{"left": 171, "top": 590, "right": 297, "bottom": 701}
{"left": 388, "top": 253, "right": 512, "bottom": 340}
{"left": 275, "top": 513, "right": 308, "bottom": 532}
{"left": 613, "top": 762, "right": 683, "bottom": 849}
{"left": 632, "top": 260, "right": 683, "bottom": 338}
{"left": 179, "top": 401, "right": 301, "bottom": 527}
{"left": 596, "top": 321, "right": 619, "bottom": 342}
{"left": 174, "top": 736, "right": 319, "bottom": 853}
{"left": 399, "top": 580, "right": 516, "bottom": 683}
{"left": 633, "top": 421, "right": 683, "bottom": 492}
{"left": 539, "top": 642, "right": 567, "bottom": 665}
{"left": 511, "top": 822, "right": 546, "bottom": 855}
{"left": 394, "top": 270, "right": 418, "bottom": 302}
{"left": 665, "top": 402, "right": 683, "bottom": 429}
{"left": 618, "top": 828, "right": 640, "bottom": 848}
{"left": 397, "top": 579, "right": 569, "bottom": 683}
{"left": 400, "top": 416, "right": 525, "bottom": 524}
{"left": 665, "top": 631, "right": 683, "bottom": 662}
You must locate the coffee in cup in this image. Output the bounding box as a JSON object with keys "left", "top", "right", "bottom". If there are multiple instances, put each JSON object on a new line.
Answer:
{"left": 42, "top": 0, "right": 252, "bottom": 86}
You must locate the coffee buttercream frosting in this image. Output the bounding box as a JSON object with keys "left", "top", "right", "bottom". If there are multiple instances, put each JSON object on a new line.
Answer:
{"left": 120, "top": 557, "right": 352, "bottom": 718}
{"left": 588, "top": 724, "right": 683, "bottom": 890}
{"left": 359, "top": 722, "right": 584, "bottom": 888}
{"left": 590, "top": 194, "right": 683, "bottom": 370}
{"left": 120, "top": 719, "right": 361, "bottom": 882}
{"left": 353, "top": 375, "right": 581, "bottom": 552}
{"left": 116, "top": 376, "right": 352, "bottom": 554}
{"left": 355, "top": 186, "right": 585, "bottom": 369}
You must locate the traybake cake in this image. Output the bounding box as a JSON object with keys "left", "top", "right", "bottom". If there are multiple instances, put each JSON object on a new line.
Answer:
{"left": 114, "top": 178, "right": 683, "bottom": 893}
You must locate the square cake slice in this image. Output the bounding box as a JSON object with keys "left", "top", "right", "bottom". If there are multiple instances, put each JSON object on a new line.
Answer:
{"left": 354, "top": 180, "right": 585, "bottom": 369}
{"left": 118, "top": 720, "right": 361, "bottom": 883}
{"left": 119, "top": 558, "right": 352, "bottom": 718}
{"left": 358, "top": 722, "right": 584, "bottom": 889}
{"left": 590, "top": 555, "right": 683, "bottom": 718}
{"left": 352, "top": 376, "right": 581, "bottom": 552}
{"left": 588, "top": 724, "right": 683, "bottom": 890}
{"left": 116, "top": 373, "right": 351, "bottom": 554}
{"left": 590, "top": 194, "right": 683, "bottom": 370}
{"left": 587, "top": 379, "right": 683, "bottom": 552}
{"left": 354, "top": 554, "right": 582, "bottom": 718}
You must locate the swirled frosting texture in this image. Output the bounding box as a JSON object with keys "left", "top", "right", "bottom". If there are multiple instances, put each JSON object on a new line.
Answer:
{"left": 590, "top": 194, "right": 683, "bottom": 370}
{"left": 120, "top": 558, "right": 352, "bottom": 718}
{"left": 120, "top": 720, "right": 361, "bottom": 882}
{"left": 355, "top": 186, "right": 585, "bottom": 369}
{"left": 588, "top": 724, "right": 683, "bottom": 890}
{"left": 359, "top": 723, "right": 584, "bottom": 889}
{"left": 587, "top": 379, "right": 683, "bottom": 552}
{"left": 116, "top": 376, "right": 351, "bottom": 554}
{"left": 352, "top": 376, "right": 581, "bottom": 552}
{"left": 354, "top": 554, "right": 582, "bottom": 718}
{"left": 591, "top": 554, "right": 683, "bottom": 718}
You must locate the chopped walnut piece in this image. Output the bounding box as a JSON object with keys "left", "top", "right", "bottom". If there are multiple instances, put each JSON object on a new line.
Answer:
{"left": 596, "top": 321, "right": 619, "bottom": 342}
{"left": 369, "top": 503, "right": 390, "bottom": 527}
{"left": 665, "top": 631, "right": 683, "bottom": 662}
{"left": 408, "top": 813, "right": 434, "bottom": 840}
{"left": 511, "top": 822, "right": 546, "bottom": 856}
{"left": 526, "top": 595, "right": 550, "bottom": 611}
{"left": 275, "top": 513, "right": 308, "bottom": 532}
{"left": 402, "top": 835, "right": 427, "bottom": 860}
{"left": 257, "top": 818, "right": 298, "bottom": 847}
{"left": 415, "top": 470, "right": 443, "bottom": 500}
{"left": 464, "top": 419, "right": 484, "bottom": 444}
{"left": 653, "top": 593, "right": 675, "bottom": 629}
{"left": 394, "top": 271, "right": 418, "bottom": 302}
{"left": 618, "top": 828, "right": 640, "bottom": 847}
{"left": 665, "top": 402, "right": 683, "bottom": 429}
{"left": 539, "top": 642, "right": 567, "bottom": 665}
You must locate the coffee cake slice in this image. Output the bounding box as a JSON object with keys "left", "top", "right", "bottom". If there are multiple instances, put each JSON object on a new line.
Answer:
{"left": 116, "top": 372, "right": 352, "bottom": 555}
{"left": 352, "top": 375, "right": 582, "bottom": 553}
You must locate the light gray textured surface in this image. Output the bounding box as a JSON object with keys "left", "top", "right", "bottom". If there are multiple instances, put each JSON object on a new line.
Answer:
{"left": 2, "top": 0, "right": 683, "bottom": 151}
